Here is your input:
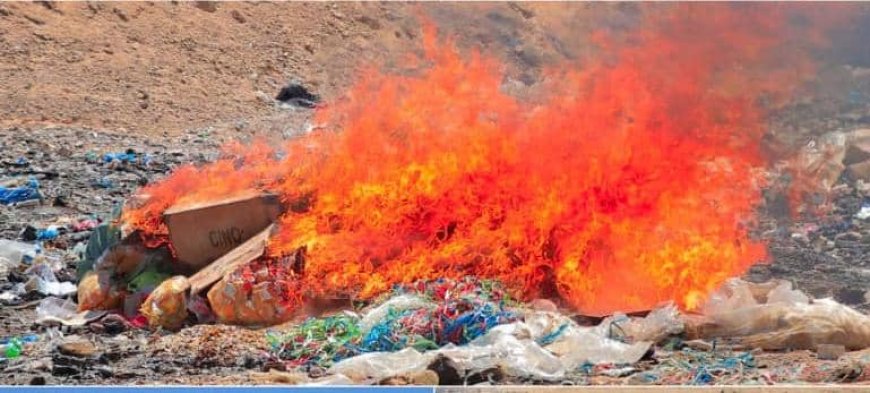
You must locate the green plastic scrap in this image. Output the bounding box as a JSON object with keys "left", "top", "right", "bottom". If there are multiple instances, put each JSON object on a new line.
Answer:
{"left": 3, "top": 338, "right": 23, "bottom": 359}
{"left": 127, "top": 265, "right": 173, "bottom": 293}
{"left": 76, "top": 223, "right": 122, "bottom": 280}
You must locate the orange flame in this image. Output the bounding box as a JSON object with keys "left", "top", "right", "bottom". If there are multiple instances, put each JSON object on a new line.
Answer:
{"left": 124, "top": 5, "right": 846, "bottom": 315}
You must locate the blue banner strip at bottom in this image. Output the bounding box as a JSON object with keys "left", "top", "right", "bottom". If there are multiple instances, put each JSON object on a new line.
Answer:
{"left": 0, "top": 388, "right": 435, "bottom": 393}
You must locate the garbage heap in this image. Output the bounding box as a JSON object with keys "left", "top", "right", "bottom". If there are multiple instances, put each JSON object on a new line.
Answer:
{"left": 18, "top": 188, "right": 867, "bottom": 384}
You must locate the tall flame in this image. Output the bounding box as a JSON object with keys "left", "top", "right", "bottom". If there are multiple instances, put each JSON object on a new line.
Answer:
{"left": 123, "top": 5, "right": 845, "bottom": 315}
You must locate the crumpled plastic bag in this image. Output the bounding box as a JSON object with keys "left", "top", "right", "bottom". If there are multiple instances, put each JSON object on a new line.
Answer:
{"left": 207, "top": 277, "right": 294, "bottom": 326}
{"left": 24, "top": 262, "right": 77, "bottom": 297}
{"left": 545, "top": 326, "right": 652, "bottom": 368}
{"left": 689, "top": 279, "right": 870, "bottom": 350}
{"left": 36, "top": 296, "right": 106, "bottom": 326}
{"left": 446, "top": 323, "right": 570, "bottom": 379}
{"left": 592, "top": 304, "right": 684, "bottom": 344}
{"left": 77, "top": 271, "right": 125, "bottom": 312}
{"left": 140, "top": 276, "right": 190, "bottom": 331}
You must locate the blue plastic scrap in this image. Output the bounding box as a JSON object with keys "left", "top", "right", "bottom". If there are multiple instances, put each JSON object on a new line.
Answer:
{"left": 692, "top": 366, "right": 714, "bottom": 385}
{"left": 36, "top": 227, "right": 59, "bottom": 241}
{"left": 0, "top": 335, "right": 38, "bottom": 345}
{"left": 537, "top": 323, "right": 569, "bottom": 346}
{"left": 103, "top": 152, "right": 138, "bottom": 163}
{"left": 0, "top": 179, "right": 41, "bottom": 205}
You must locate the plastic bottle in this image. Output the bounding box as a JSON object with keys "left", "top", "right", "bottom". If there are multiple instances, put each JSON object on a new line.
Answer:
{"left": 2, "top": 338, "right": 23, "bottom": 359}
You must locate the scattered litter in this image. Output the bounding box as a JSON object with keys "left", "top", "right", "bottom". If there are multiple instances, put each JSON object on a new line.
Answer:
{"left": 35, "top": 226, "right": 59, "bottom": 241}
{"left": 270, "top": 278, "right": 519, "bottom": 369}
{"left": 72, "top": 219, "right": 100, "bottom": 232}
{"left": 275, "top": 82, "right": 319, "bottom": 108}
{"left": 267, "top": 278, "right": 656, "bottom": 382}
{"left": 36, "top": 296, "right": 106, "bottom": 326}
{"left": 1, "top": 337, "right": 26, "bottom": 359}
{"left": 103, "top": 151, "right": 139, "bottom": 164}
{"left": 856, "top": 203, "right": 870, "bottom": 220}
{"left": 0, "top": 178, "right": 41, "bottom": 205}
{"left": 24, "top": 262, "right": 77, "bottom": 297}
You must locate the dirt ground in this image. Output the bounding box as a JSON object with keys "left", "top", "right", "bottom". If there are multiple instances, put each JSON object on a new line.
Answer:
{"left": 1, "top": 1, "right": 870, "bottom": 387}
{"left": 0, "top": 2, "right": 630, "bottom": 137}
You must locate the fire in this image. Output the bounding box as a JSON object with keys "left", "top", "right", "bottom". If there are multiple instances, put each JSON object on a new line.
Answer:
{"left": 123, "top": 5, "right": 845, "bottom": 316}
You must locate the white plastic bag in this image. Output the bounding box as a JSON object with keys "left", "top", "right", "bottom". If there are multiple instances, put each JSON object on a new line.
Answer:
{"left": 36, "top": 297, "right": 106, "bottom": 326}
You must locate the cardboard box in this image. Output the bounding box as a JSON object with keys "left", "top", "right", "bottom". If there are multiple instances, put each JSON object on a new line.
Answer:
{"left": 188, "top": 224, "right": 273, "bottom": 294}
{"left": 163, "top": 191, "right": 282, "bottom": 272}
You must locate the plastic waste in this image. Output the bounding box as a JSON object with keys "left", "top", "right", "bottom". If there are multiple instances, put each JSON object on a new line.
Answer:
{"left": 72, "top": 219, "right": 99, "bottom": 232}
{"left": 358, "top": 294, "right": 432, "bottom": 335}
{"left": 36, "top": 296, "right": 106, "bottom": 326}
{"left": 329, "top": 317, "right": 654, "bottom": 382}
{"left": 77, "top": 271, "right": 125, "bottom": 311}
{"left": 0, "top": 239, "right": 38, "bottom": 266}
{"left": 545, "top": 325, "right": 652, "bottom": 368}
{"left": 36, "top": 226, "right": 60, "bottom": 241}
{"left": 448, "top": 323, "right": 569, "bottom": 379}
{"left": 207, "top": 277, "right": 294, "bottom": 326}
{"left": 35, "top": 226, "right": 59, "bottom": 241}
{"left": 2, "top": 338, "right": 23, "bottom": 359}
{"left": 71, "top": 242, "right": 87, "bottom": 261}
{"left": 0, "top": 178, "right": 41, "bottom": 205}
{"left": 186, "top": 293, "right": 216, "bottom": 324}
{"left": 140, "top": 276, "right": 190, "bottom": 331}
{"left": 689, "top": 279, "right": 870, "bottom": 351}
{"left": 103, "top": 151, "right": 138, "bottom": 164}
{"left": 766, "top": 281, "right": 810, "bottom": 305}
{"left": 0, "top": 335, "right": 38, "bottom": 359}
{"left": 613, "top": 304, "right": 685, "bottom": 343}
{"left": 701, "top": 278, "right": 762, "bottom": 315}
{"left": 856, "top": 203, "right": 870, "bottom": 220}
{"left": 23, "top": 262, "right": 77, "bottom": 297}
{"left": 76, "top": 223, "right": 121, "bottom": 280}
{"left": 127, "top": 264, "right": 172, "bottom": 294}
{"left": 330, "top": 348, "right": 431, "bottom": 383}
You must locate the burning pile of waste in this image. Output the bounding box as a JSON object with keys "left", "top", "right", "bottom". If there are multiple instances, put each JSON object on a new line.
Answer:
{"left": 33, "top": 4, "right": 866, "bottom": 384}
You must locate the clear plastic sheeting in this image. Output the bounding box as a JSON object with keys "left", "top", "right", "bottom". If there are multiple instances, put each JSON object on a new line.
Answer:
{"left": 35, "top": 296, "right": 106, "bottom": 326}
{"left": 24, "top": 262, "right": 77, "bottom": 297}
{"left": 442, "top": 324, "right": 568, "bottom": 379}
{"left": 766, "top": 281, "right": 810, "bottom": 305}
{"left": 627, "top": 304, "right": 685, "bottom": 343}
{"left": 329, "top": 311, "right": 655, "bottom": 382}
{"left": 546, "top": 327, "right": 652, "bottom": 367}
{"left": 329, "top": 348, "right": 431, "bottom": 382}
{"left": 0, "top": 239, "right": 37, "bottom": 276}
{"left": 689, "top": 279, "right": 870, "bottom": 351}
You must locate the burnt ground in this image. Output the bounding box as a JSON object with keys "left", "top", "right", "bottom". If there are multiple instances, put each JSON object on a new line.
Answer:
{"left": 1, "top": 1, "right": 870, "bottom": 387}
